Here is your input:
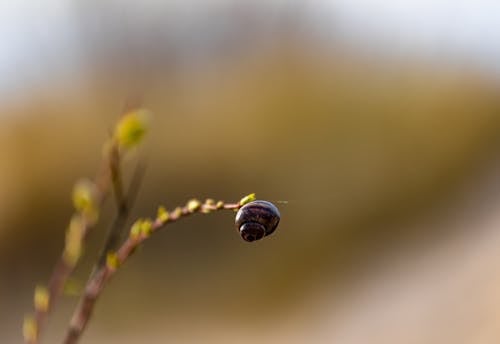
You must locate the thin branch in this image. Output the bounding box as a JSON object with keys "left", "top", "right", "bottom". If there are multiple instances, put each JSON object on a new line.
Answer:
{"left": 28, "top": 153, "right": 114, "bottom": 344}
{"left": 28, "top": 102, "right": 144, "bottom": 343}
{"left": 95, "top": 96, "right": 146, "bottom": 267}
{"left": 63, "top": 199, "right": 241, "bottom": 344}
{"left": 109, "top": 145, "right": 126, "bottom": 213}
{"left": 97, "top": 160, "right": 147, "bottom": 267}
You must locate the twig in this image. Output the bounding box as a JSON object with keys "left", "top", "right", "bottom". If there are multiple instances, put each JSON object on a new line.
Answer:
{"left": 109, "top": 145, "right": 126, "bottom": 213}
{"left": 97, "top": 160, "right": 147, "bottom": 267}
{"left": 63, "top": 199, "right": 241, "bottom": 344}
{"left": 28, "top": 153, "right": 114, "bottom": 344}
{"left": 27, "top": 103, "right": 147, "bottom": 344}
{"left": 96, "top": 96, "right": 146, "bottom": 267}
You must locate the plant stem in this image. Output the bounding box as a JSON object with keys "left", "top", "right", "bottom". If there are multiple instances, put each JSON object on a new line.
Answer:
{"left": 28, "top": 154, "right": 114, "bottom": 344}
{"left": 96, "top": 158, "right": 146, "bottom": 267}
{"left": 63, "top": 200, "right": 240, "bottom": 344}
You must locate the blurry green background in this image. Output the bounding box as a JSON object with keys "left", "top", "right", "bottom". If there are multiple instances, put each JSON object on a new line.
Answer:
{"left": 2, "top": 1, "right": 500, "bottom": 343}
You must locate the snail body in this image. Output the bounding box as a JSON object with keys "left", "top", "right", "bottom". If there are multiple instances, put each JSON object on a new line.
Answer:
{"left": 235, "top": 200, "right": 280, "bottom": 242}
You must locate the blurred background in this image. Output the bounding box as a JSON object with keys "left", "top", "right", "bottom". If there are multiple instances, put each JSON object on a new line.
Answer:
{"left": 2, "top": 1, "right": 500, "bottom": 343}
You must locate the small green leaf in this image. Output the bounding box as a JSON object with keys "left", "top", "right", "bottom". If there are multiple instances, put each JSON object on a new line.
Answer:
{"left": 204, "top": 198, "right": 215, "bottom": 206}
{"left": 187, "top": 199, "right": 201, "bottom": 213}
{"left": 72, "top": 179, "right": 96, "bottom": 213}
{"left": 106, "top": 251, "right": 120, "bottom": 270}
{"left": 202, "top": 199, "right": 215, "bottom": 212}
{"left": 239, "top": 193, "right": 256, "bottom": 206}
{"left": 23, "top": 315, "right": 37, "bottom": 343}
{"left": 115, "top": 110, "right": 150, "bottom": 149}
{"left": 130, "top": 219, "right": 143, "bottom": 239}
{"left": 140, "top": 219, "right": 153, "bottom": 237}
{"left": 157, "top": 206, "right": 169, "bottom": 223}
{"left": 63, "top": 215, "right": 84, "bottom": 266}
{"left": 34, "top": 285, "right": 49, "bottom": 312}
{"left": 172, "top": 207, "right": 183, "bottom": 218}
{"left": 200, "top": 207, "right": 211, "bottom": 214}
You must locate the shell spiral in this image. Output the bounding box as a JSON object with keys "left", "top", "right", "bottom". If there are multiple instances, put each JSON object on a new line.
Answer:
{"left": 235, "top": 200, "right": 280, "bottom": 242}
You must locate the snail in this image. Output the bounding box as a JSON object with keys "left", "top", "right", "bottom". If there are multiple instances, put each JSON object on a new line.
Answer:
{"left": 235, "top": 200, "right": 280, "bottom": 242}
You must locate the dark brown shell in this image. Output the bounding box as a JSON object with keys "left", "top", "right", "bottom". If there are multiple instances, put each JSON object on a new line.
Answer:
{"left": 235, "top": 200, "right": 280, "bottom": 242}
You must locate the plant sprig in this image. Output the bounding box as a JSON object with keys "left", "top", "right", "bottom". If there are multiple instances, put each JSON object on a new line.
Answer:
{"left": 24, "top": 109, "right": 149, "bottom": 344}
{"left": 63, "top": 196, "right": 250, "bottom": 344}
{"left": 23, "top": 108, "right": 274, "bottom": 344}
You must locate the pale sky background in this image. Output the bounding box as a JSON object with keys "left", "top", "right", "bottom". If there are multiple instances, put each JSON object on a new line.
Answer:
{"left": 1, "top": 0, "right": 500, "bottom": 101}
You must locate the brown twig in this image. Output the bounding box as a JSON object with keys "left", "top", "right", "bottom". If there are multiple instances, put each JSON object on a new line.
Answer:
{"left": 97, "top": 159, "right": 147, "bottom": 267}
{"left": 97, "top": 96, "right": 146, "bottom": 268}
{"left": 28, "top": 152, "right": 115, "bottom": 344}
{"left": 27, "top": 102, "right": 146, "bottom": 343}
{"left": 63, "top": 199, "right": 241, "bottom": 344}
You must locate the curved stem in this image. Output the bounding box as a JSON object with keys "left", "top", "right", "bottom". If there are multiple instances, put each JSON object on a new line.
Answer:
{"left": 63, "top": 200, "right": 241, "bottom": 344}
{"left": 27, "top": 102, "right": 141, "bottom": 344}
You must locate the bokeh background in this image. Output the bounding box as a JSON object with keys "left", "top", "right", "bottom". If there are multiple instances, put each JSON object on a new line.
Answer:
{"left": 2, "top": 1, "right": 500, "bottom": 343}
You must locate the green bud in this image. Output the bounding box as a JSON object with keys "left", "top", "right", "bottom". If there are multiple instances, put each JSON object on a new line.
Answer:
{"left": 106, "top": 252, "right": 120, "bottom": 270}
{"left": 63, "top": 215, "right": 84, "bottom": 266}
{"left": 157, "top": 206, "right": 169, "bottom": 223}
{"left": 172, "top": 207, "right": 183, "bottom": 219}
{"left": 239, "top": 193, "right": 256, "bottom": 206}
{"left": 200, "top": 207, "right": 211, "bottom": 214}
{"left": 130, "top": 219, "right": 143, "bottom": 239}
{"left": 140, "top": 219, "right": 153, "bottom": 237}
{"left": 34, "top": 285, "right": 49, "bottom": 312}
{"left": 115, "top": 110, "right": 149, "bottom": 149}
{"left": 23, "top": 315, "right": 37, "bottom": 343}
{"left": 72, "top": 179, "right": 96, "bottom": 213}
{"left": 187, "top": 199, "right": 201, "bottom": 213}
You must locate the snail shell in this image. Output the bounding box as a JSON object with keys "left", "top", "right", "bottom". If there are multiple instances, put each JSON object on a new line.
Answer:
{"left": 235, "top": 200, "right": 280, "bottom": 242}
